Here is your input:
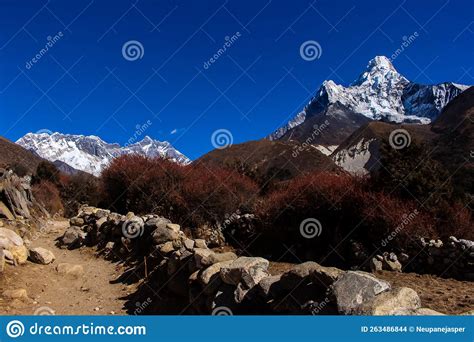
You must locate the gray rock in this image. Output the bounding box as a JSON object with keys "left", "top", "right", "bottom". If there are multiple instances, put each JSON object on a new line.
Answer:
{"left": 256, "top": 275, "right": 284, "bottom": 299}
{"left": 61, "top": 226, "right": 86, "bottom": 247}
{"left": 105, "top": 241, "right": 115, "bottom": 250}
{"left": 370, "top": 257, "right": 383, "bottom": 272}
{"left": 382, "top": 255, "right": 402, "bottom": 272}
{"left": 0, "top": 228, "right": 23, "bottom": 248}
{"left": 194, "top": 239, "right": 208, "bottom": 249}
{"left": 220, "top": 257, "right": 269, "bottom": 287}
{"left": 199, "top": 260, "right": 234, "bottom": 295}
{"left": 183, "top": 238, "right": 195, "bottom": 250}
{"left": 166, "top": 223, "right": 181, "bottom": 233}
{"left": 69, "top": 217, "right": 84, "bottom": 226}
{"left": 280, "top": 261, "right": 342, "bottom": 290}
{"left": 157, "top": 241, "right": 175, "bottom": 254}
{"left": 201, "top": 252, "right": 237, "bottom": 267}
{"left": 95, "top": 216, "right": 108, "bottom": 229}
{"left": 362, "top": 287, "right": 421, "bottom": 315}
{"left": 332, "top": 271, "right": 391, "bottom": 315}
{"left": 145, "top": 217, "right": 171, "bottom": 231}
{"left": 56, "top": 263, "right": 84, "bottom": 278}
{"left": 194, "top": 248, "right": 214, "bottom": 269}
{"left": 29, "top": 247, "right": 55, "bottom": 265}
{"left": 152, "top": 225, "right": 180, "bottom": 245}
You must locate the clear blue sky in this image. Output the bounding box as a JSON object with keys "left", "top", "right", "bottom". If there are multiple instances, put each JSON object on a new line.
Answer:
{"left": 0, "top": 0, "right": 472, "bottom": 159}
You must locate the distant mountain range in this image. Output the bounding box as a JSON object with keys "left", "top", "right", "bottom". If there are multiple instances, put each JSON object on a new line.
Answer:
{"left": 16, "top": 133, "right": 190, "bottom": 176}
{"left": 6, "top": 55, "right": 471, "bottom": 181}
{"left": 268, "top": 56, "right": 469, "bottom": 153}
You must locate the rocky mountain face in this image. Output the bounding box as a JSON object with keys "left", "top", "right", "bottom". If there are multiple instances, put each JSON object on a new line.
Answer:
{"left": 332, "top": 86, "right": 473, "bottom": 175}
{"left": 16, "top": 133, "right": 191, "bottom": 176}
{"left": 269, "top": 56, "right": 469, "bottom": 147}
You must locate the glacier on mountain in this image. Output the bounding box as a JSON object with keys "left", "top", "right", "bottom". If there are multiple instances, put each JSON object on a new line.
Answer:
{"left": 16, "top": 132, "right": 190, "bottom": 176}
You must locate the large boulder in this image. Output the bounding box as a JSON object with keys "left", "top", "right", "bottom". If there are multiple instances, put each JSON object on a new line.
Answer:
{"left": 362, "top": 287, "right": 421, "bottom": 315}
{"left": 193, "top": 248, "right": 214, "bottom": 269}
{"left": 152, "top": 225, "right": 180, "bottom": 245}
{"left": 332, "top": 271, "right": 391, "bottom": 315}
{"left": 256, "top": 275, "right": 284, "bottom": 300}
{"left": 0, "top": 228, "right": 28, "bottom": 264}
{"left": 199, "top": 260, "right": 234, "bottom": 295}
{"left": 29, "top": 247, "right": 55, "bottom": 265}
{"left": 280, "top": 262, "right": 343, "bottom": 290}
{"left": 220, "top": 257, "right": 269, "bottom": 288}
{"left": 200, "top": 252, "right": 237, "bottom": 267}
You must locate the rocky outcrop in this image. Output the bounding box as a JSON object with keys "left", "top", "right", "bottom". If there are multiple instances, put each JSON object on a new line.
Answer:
{"left": 0, "top": 168, "right": 46, "bottom": 220}
{"left": 62, "top": 206, "right": 433, "bottom": 315}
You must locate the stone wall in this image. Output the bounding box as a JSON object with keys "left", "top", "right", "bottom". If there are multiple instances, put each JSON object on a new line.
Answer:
{"left": 60, "top": 206, "right": 457, "bottom": 316}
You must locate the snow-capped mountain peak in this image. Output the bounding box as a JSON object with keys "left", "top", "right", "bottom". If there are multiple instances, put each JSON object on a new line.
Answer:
{"left": 352, "top": 55, "right": 408, "bottom": 87}
{"left": 16, "top": 132, "right": 191, "bottom": 176}
{"left": 269, "top": 55, "right": 469, "bottom": 141}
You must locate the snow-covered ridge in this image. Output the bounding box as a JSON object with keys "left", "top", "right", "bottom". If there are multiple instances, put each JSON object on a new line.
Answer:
{"left": 269, "top": 56, "right": 469, "bottom": 140}
{"left": 16, "top": 132, "right": 191, "bottom": 176}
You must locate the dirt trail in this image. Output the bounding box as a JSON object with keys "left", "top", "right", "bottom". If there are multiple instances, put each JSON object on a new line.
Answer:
{"left": 0, "top": 220, "right": 135, "bottom": 315}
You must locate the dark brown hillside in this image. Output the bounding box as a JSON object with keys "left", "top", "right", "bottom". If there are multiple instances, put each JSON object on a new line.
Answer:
{"left": 196, "top": 139, "right": 341, "bottom": 185}
{"left": 0, "top": 136, "right": 43, "bottom": 174}
{"left": 431, "top": 87, "right": 474, "bottom": 200}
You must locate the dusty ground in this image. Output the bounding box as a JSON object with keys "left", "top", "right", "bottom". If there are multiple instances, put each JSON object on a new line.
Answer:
{"left": 0, "top": 220, "right": 136, "bottom": 315}
{"left": 376, "top": 270, "right": 474, "bottom": 315}
{"left": 269, "top": 262, "right": 474, "bottom": 315}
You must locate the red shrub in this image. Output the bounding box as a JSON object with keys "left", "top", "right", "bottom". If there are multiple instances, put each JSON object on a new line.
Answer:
{"left": 32, "top": 181, "right": 64, "bottom": 215}
{"left": 179, "top": 165, "right": 259, "bottom": 226}
{"left": 100, "top": 155, "right": 186, "bottom": 216}
{"left": 100, "top": 155, "right": 259, "bottom": 228}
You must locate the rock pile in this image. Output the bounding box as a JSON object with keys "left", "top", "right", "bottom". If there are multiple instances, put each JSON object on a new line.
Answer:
{"left": 368, "top": 238, "right": 474, "bottom": 281}
{"left": 62, "top": 206, "right": 441, "bottom": 315}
